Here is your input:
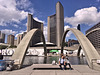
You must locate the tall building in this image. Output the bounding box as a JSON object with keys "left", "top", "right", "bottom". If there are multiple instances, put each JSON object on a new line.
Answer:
{"left": 0, "top": 31, "right": 5, "bottom": 43}
{"left": 48, "top": 14, "right": 56, "bottom": 45}
{"left": 47, "top": 1, "right": 64, "bottom": 47}
{"left": 7, "top": 34, "right": 15, "bottom": 46}
{"left": 27, "top": 14, "right": 43, "bottom": 46}
{"left": 27, "top": 14, "right": 43, "bottom": 32}
{"left": 77, "top": 24, "right": 81, "bottom": 31}
{"left": 14, "top": 40, "right": 17, "bottom": 46}
{"left": 17, "top": 32, "right": 27, "bottom": 45}
{"left": 86, "top": 22, "right": 100, "bottom": 54}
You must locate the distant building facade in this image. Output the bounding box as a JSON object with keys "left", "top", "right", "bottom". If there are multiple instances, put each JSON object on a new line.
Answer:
{"left": 86, "top": 22, "right": 100, "bottom": 52}
{"left": 17, "top": 32, "right": 27, "bottom": 45}
{"left": 14, "top": 40, "right": 17, "bottom": 46}
{"left": 48, "top": 14, "right": 56, "bottom": 45}
{"left": 7, "top": 34, "right": 15, "bottom": 46}
{"left": 27, "top": 14, "right": 43, "bottom": 46}
{"left": 47, "top": 2, "right": 64, "bottom": 47}
{"left": 0, "top": 31, "right": 5, "bottom": 43}
{"left": 67, "top": 39, "right": 79, "bottom": 47}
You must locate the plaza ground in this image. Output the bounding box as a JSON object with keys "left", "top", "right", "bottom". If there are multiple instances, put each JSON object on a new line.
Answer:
{"left": 0, "top": 64, "right": 100, "bottom": 75}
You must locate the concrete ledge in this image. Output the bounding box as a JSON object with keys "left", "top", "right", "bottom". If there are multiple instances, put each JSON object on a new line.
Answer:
{"left": 0, "top": 64, "right": 100, "bottom": 75}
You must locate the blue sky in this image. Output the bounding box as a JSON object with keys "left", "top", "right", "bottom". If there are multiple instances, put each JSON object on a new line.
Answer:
{"left": 0, "top": 0, "right": 100, "bottom": 42}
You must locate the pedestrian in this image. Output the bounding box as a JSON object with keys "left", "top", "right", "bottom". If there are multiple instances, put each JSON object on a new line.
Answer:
{"left": 59, "top": 54, "right": 66, "bottom": 70}
{"left": 65, "top": 57, "right": 72, "bottom": 70}
{"left": 0, "top": 53, "right": 3, "bottom": 60}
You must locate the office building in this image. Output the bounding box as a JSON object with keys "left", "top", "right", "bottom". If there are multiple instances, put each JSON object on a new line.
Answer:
{"left": 17, "top": 32, "right": 27, "bottom": 45}
{"left": 67, "top": 39, "right": 79, "bottom": 47}
{"left": 0, "top": 31, "right": 5, "bottom": 43}
{"left": 14, "top": 40, "right": 17, "bottom": 46}
{"left": 77, "top": 24, "right": 81, "bottom": 31}
{"left": 7, "top": 34, "right": 15, "bottom": 46}
{"left": 48, "top": 14, "right": 56, "bottom": 45}
{"left": 27, "top": 14, "right": 43, "bottom": 46}
{"left": 86, "top": 22, "right": 100, "bottom": 53}
{"left": 47, "top": 1, "right": 64, "bottom": 47}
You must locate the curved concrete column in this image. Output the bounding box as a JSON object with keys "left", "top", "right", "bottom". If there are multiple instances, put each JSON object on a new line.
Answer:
{"left": 11, "top": 29, "right": 47, "bottom": 69}
{"left": 61, "top": 28, "right": 100, "bottom": 71}
{"left": 77, "top": 46, "right": 82, "bottom": 56}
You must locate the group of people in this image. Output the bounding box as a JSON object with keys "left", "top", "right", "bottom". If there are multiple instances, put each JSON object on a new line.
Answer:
{"left": 59, "top": 53, "right": 72, "bottom": 70}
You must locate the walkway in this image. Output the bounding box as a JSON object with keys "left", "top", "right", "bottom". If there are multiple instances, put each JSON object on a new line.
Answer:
{"left": 0, "top": 64, "right": 100, "bottom": 75}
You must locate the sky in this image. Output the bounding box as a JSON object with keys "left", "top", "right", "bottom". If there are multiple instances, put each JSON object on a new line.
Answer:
{"left": 0, "top": 0, "right": 100, "bottom": 43}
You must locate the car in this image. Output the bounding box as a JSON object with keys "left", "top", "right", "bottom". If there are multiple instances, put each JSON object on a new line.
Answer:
{"left": 0, "top": 60, "right": 6, "bottom": 71}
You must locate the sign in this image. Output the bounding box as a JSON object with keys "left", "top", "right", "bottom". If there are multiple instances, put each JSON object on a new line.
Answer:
{"left": 97, "top": 60, "right": 100, "bottom": 64}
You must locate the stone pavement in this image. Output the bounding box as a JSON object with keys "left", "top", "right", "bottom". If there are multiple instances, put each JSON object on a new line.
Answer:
{"left": 0, "top": 64, "right": 100, "bottom": 75}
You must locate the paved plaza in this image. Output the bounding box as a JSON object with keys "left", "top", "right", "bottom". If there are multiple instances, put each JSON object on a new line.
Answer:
{"left": 0, "top": 64, "right": 100, "bottom": 75}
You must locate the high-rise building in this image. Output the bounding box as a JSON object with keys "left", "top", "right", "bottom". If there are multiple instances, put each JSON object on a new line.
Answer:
{"left": 27, "top": 14, "right": 43, "bottom": 46}
{"left": 48, "top": 14, "right": 56, "bottom": 45}
{"left": 86, "top": 22, "right": 100, "bottom": 54}
{"left": 77, "top": 24, "right": 81, "bottom": 31}
{"left": 14, "top": 40, "right": 17, "bottom": 46}
{"left": 0, "top": 31, "right": 5, "bottom": 43}
{"left": 27, "top": 14, "right": 43, "bottom": 32}
{"left": 7, "top": 34, "right": 15, "bottom": 46}
{"left": 47, "top": 1, "right": 64, "bottom": 47}
{"left": 17, "top": 32, "right": 27, "bottom": 45}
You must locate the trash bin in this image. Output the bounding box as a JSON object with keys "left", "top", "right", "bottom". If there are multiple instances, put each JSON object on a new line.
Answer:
{"left": 0, "top": 60, "right": 6, "bottom": 71}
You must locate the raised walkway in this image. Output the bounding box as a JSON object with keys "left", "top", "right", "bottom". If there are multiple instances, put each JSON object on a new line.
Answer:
{"left": 0, "top": 64, "right": 100, "bottom": 75}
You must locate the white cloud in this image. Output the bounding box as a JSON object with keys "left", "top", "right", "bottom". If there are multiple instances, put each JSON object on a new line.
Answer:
{"left": 29, "top": 8, "right": 34, "bottom": 14}
{"left": 0, "top": 0, "right": 34, "bottom": 26}
{"left": 43, "top": 26, "right": 47, "bottom": 41}
{"left": 66, "top": 31, "right": 72, "bottom": 38}
{"left": 64, "top": 25, "right": 70, "bottom": 31}
{"left": 64, "top": 25, "right": 72, "bottom": 38}
{"left": 34, "top": 17, "right": 46, "bottom": 24}
{"left": 1, "top": 29, "right": 18, "bottom": 35}
{"left": 16, "top": 0, "right": 31, "bottom": 10}
{"left": 64, "top": 7, "right": 100, "bottom": 27}
{"left": 13, "top": 24, "right": 19, "bottom": 28}
{"left": 96, "top": 0, "right": 100, "bottom": 2}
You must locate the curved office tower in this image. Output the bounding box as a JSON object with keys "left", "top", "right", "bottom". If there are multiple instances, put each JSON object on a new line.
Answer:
{"left": 48, "top": 14, "right": 56, "bottom": 45}
{"left": 48, "top": 1, "right": 64, "bottom": 47}
{"left": 27, "top": 13, "right": 43, "bottom": 47}
{"left": 27, "top": 14, "right": 33, "bottom": 32}
{"left": 86, "top": 22, "right": 100, "bottom": 54}
{"left": 56, "top": 1, "right": 64, "bottom": 47}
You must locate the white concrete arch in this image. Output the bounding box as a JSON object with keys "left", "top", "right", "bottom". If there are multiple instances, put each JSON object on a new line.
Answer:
{"left": 61, "top": 28, "right": 100, "bottom": 71}
{"left": 11, "top": 29, "right": 47, "bottom": 69}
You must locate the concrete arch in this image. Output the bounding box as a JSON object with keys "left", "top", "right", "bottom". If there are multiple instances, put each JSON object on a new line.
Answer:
{"left": 61, "top": 28, "right": 100, "bottom": 71}
{"left": 11, "top": 29, "right": 47, "bottom": 69}
{"left": 77, "top": 46, "right": 82, "bottom": 56}
{"left": 78, "top": 28, "right": 100, "bottom": 57}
